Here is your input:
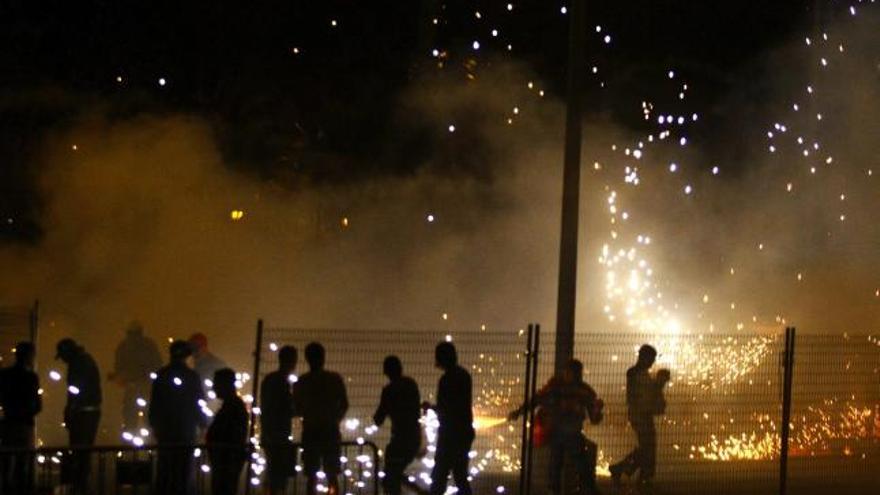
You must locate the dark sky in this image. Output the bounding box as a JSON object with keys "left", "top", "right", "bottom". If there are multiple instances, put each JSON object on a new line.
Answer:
{"left": 1, "top": 0, "right": 812, "bottom": 241}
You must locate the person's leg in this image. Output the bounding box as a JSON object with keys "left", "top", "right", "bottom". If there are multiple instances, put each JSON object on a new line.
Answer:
{"left": 582, "top": 437, "right": 600, "bottom": 494}
{"left": 637, "top": 419, "right": 657, "bottom": 481}
{"left": 301, "top": 435, "right": 320, "bottom": 495}
{"left": 548, "top": 439, "right": 564, "bottom": 494}
{"left": 450, "top": 441, "right": 472, "bottom": 495}
{"left": 323, "top": 436, "right": 342, "bottom": 495}
{"left": 80, "top": 411, "right": 100, "bottom": 493}
{"left": 265, "top": 443, "right": 290, "bottom": 495}
{"left": 429, "top": 442, "right": 452, "bottom": 495}
{"left": 211, "top": 457, "right": 243, "bottom": 495}
{"left": 383, "top": 440, "right": 402, "bottom": 495}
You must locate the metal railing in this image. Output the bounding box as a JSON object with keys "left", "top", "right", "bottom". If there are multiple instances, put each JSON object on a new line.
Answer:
{"left": 0, "top": 440, "right": 379, "bottom": 495}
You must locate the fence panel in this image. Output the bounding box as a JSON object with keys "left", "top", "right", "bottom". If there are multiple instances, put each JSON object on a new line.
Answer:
{"left": 258, "top": 326, "right": 533, "bottom": 494}
{"left": 787, "top": 333, "right": 880, "bottom": 495}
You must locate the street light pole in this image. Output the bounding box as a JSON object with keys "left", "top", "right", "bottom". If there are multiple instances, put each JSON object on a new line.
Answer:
{"left": 554, "top": 0, "right": 586, "bottom": 372}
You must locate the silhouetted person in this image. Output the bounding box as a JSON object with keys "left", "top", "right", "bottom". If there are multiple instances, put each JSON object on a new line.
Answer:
{"left": 206, "top": 368, "right": 248, "bottom": 495}
{"left": 509, "top": 359, "right": 604, "bottom": 495}
{"left": 188, "top": 332, "right": 228, "bottom": 390}
{"left": 292, "top": 342, "right": 348, "bottom": 495}
{"left": 149, "top": 340, "right": 206, "bottom": 495}
{"left": 610, "top": 344, "right": 664, "bottom": 486}
{"left": 373, "top": 355, "right": 421, "bottom": 495}
{"left": 109, "top": 321, "right": 162, "bottom": 430}
{"left": 56, "top": 338, "right": 102, "bottom": 495}
{"left": 0, "top": 342, "right": 41, "bottom": 495}
{"left": 424, "top": 342, "right": 474, "bottom": 495}
{"left": 260, "top": 345, "right": 297, "bottom": 495}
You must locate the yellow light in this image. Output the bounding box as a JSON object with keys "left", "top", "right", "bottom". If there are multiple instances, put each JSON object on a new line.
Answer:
{"left": 230, "top": 210, "right": 245, "bottom": 221}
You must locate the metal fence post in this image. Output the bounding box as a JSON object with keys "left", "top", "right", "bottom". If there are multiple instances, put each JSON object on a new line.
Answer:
{"left": 519, "top": 324, "right": 535, "bottom": 495}
{"left": 525, "top": 324, "right": 541, "bottom": 494}
{"left": 780, "top": 326, "right": 796, "bottom": 495}
{"left": 245, "top": 319, "right": 264, "bottom": 495}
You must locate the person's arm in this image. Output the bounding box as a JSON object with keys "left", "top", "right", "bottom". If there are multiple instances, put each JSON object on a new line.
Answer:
{"left": 235, "top": 401, "right": 249, "bottom": 445}
{"left": 373, "top": 386, "right": 389, "bottom": 426}
{"left": 508, "top": 380, "right": 552, "bottom": 421}
{"left": 291, "top": 381, "right": 303, "bottom": 418}
{"left": 336, "top": 374, "right": 349, "bottom": 422}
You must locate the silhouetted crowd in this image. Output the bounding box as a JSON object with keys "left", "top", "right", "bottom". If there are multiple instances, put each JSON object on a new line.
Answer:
{"left": 1, "top": 326, "right": 671, "bottom": 495}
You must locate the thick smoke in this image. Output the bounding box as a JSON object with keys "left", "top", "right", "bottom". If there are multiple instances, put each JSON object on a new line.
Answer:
{"left": 1, "top": 11, "right": 877, "bottom": 441}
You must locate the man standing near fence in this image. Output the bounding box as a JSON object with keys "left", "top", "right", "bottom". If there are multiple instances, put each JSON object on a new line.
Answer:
{"left": 56, "top": 338, "right": 102, "bottom": 495}
{"left": 206, "top": 368, "right": 248, "bottom": 495}
{"left": 0, "top": 341, "right": 42, "bottom": 495}
{"left": 424, "top": 341, "right": 474, "bottom": 495}
{"left": 149, "top": 340, "right": 206, "bottom": 495}
{"left": 260, "top": 345, "right": 297, "bottom": 495}
{"left": 508, "top": 358, "right": 604, "bottom": 495}
{"left": 373, "top": 355, "right": 421, "bottom": 495}
{"left": 292, "top": 342, "right": 349, "bottom": 495}
{"left": 610, "top": 344, "right": 665, "bottom": 487}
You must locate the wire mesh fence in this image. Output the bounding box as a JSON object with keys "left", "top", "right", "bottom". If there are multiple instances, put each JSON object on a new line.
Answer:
{"left": 253, "top": 324, "right": 879, "bottom": 495}
{"left": 787, "top": 333, "right": 880, "bottom": 494}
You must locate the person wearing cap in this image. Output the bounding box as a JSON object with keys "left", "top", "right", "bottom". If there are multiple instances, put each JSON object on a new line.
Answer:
{"left": 149, "top": 340, "right": 206, "bottom": 495}
{"left": 188, "top": 333, "right": 228, "bottom": 393}
{"left": 0, "top": 341, "right": 42, "bottom": 494}
{"left": 56, "top": 338, "right": 102, "bottom": 495}
{"left": 109, "top": 321, "right": 162, "bottom": 430}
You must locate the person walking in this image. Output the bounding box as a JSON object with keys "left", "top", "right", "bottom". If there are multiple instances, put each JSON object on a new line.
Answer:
{"left": 109, "top": 321, "right": 162, "bottom": 431}
{"left": 259, "top": 345, "right": 297, "bottom": 495}
{"left": 610, "top": 344, "right": 667, "bottom": 486}
{"left": 424, "top": 342, "right": 474, "bottom": 495}
{"left": 149, "top": 340, "right": 206, "bottom": 495}
{"left": 206, "top": 368, "right": 248, "bottom": 495}
{"left": 509, "top": 359, "right": 604, "bottom": 495}
{"left": 373, "top": 355, "right": 421, "bottom": 495}
{"left": 0, "top": 342, "right": 42, "bottom": 495}
{"left": 56, "top": 338, "right": 102, "bottom": 495}
{"left": 292, "top": 342, "right": 348, "bottom": 495}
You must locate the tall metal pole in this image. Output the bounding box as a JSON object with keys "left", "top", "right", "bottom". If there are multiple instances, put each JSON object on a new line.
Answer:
{"left": 555, "top": 0, "right": 586, "bottom": 372}
{"left": 245, "top": 319, "right": 264, "bottom": 495}
{"left": 780, "top": 326, "right": 796, "bottom": 495}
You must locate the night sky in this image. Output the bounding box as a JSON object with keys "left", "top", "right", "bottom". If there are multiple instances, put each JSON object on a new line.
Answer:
{"left": 1, "top": 0, "right": 811, "bottom": 242}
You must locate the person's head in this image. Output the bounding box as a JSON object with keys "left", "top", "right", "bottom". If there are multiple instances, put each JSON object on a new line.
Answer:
{"left": 435, "top": 342, "right": 458, "bottom": 370}
{"left": 55, "top": 338, "right": 80, "bottom": 363}
{"left": 278, "top": 345, "right": 297, "bottom": 372}
{"left": 14, "top": 341, "right": 36, "bottom": 368}
{"left": 126, "top": 320, "right": 144, "bottom": 337}
{"left": 188, "top": 333, "right": 209, "bottom": 357}
{"left": 637, "top": 344, "right": 657, "bottom": 368}
{"left": 212, "top": 368, "right": 237, "bottom": 400}
{"left": 169, "top": 340, "right": 193, "bottom": 364}
{"left": 304, "top": 342, "right": 325, "bottom": 370}
{"left": 565, "top": 359, "right": 584, "bottom": 382}
{"left": 383, "top": 355, "right": 403, "bottom": 380}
